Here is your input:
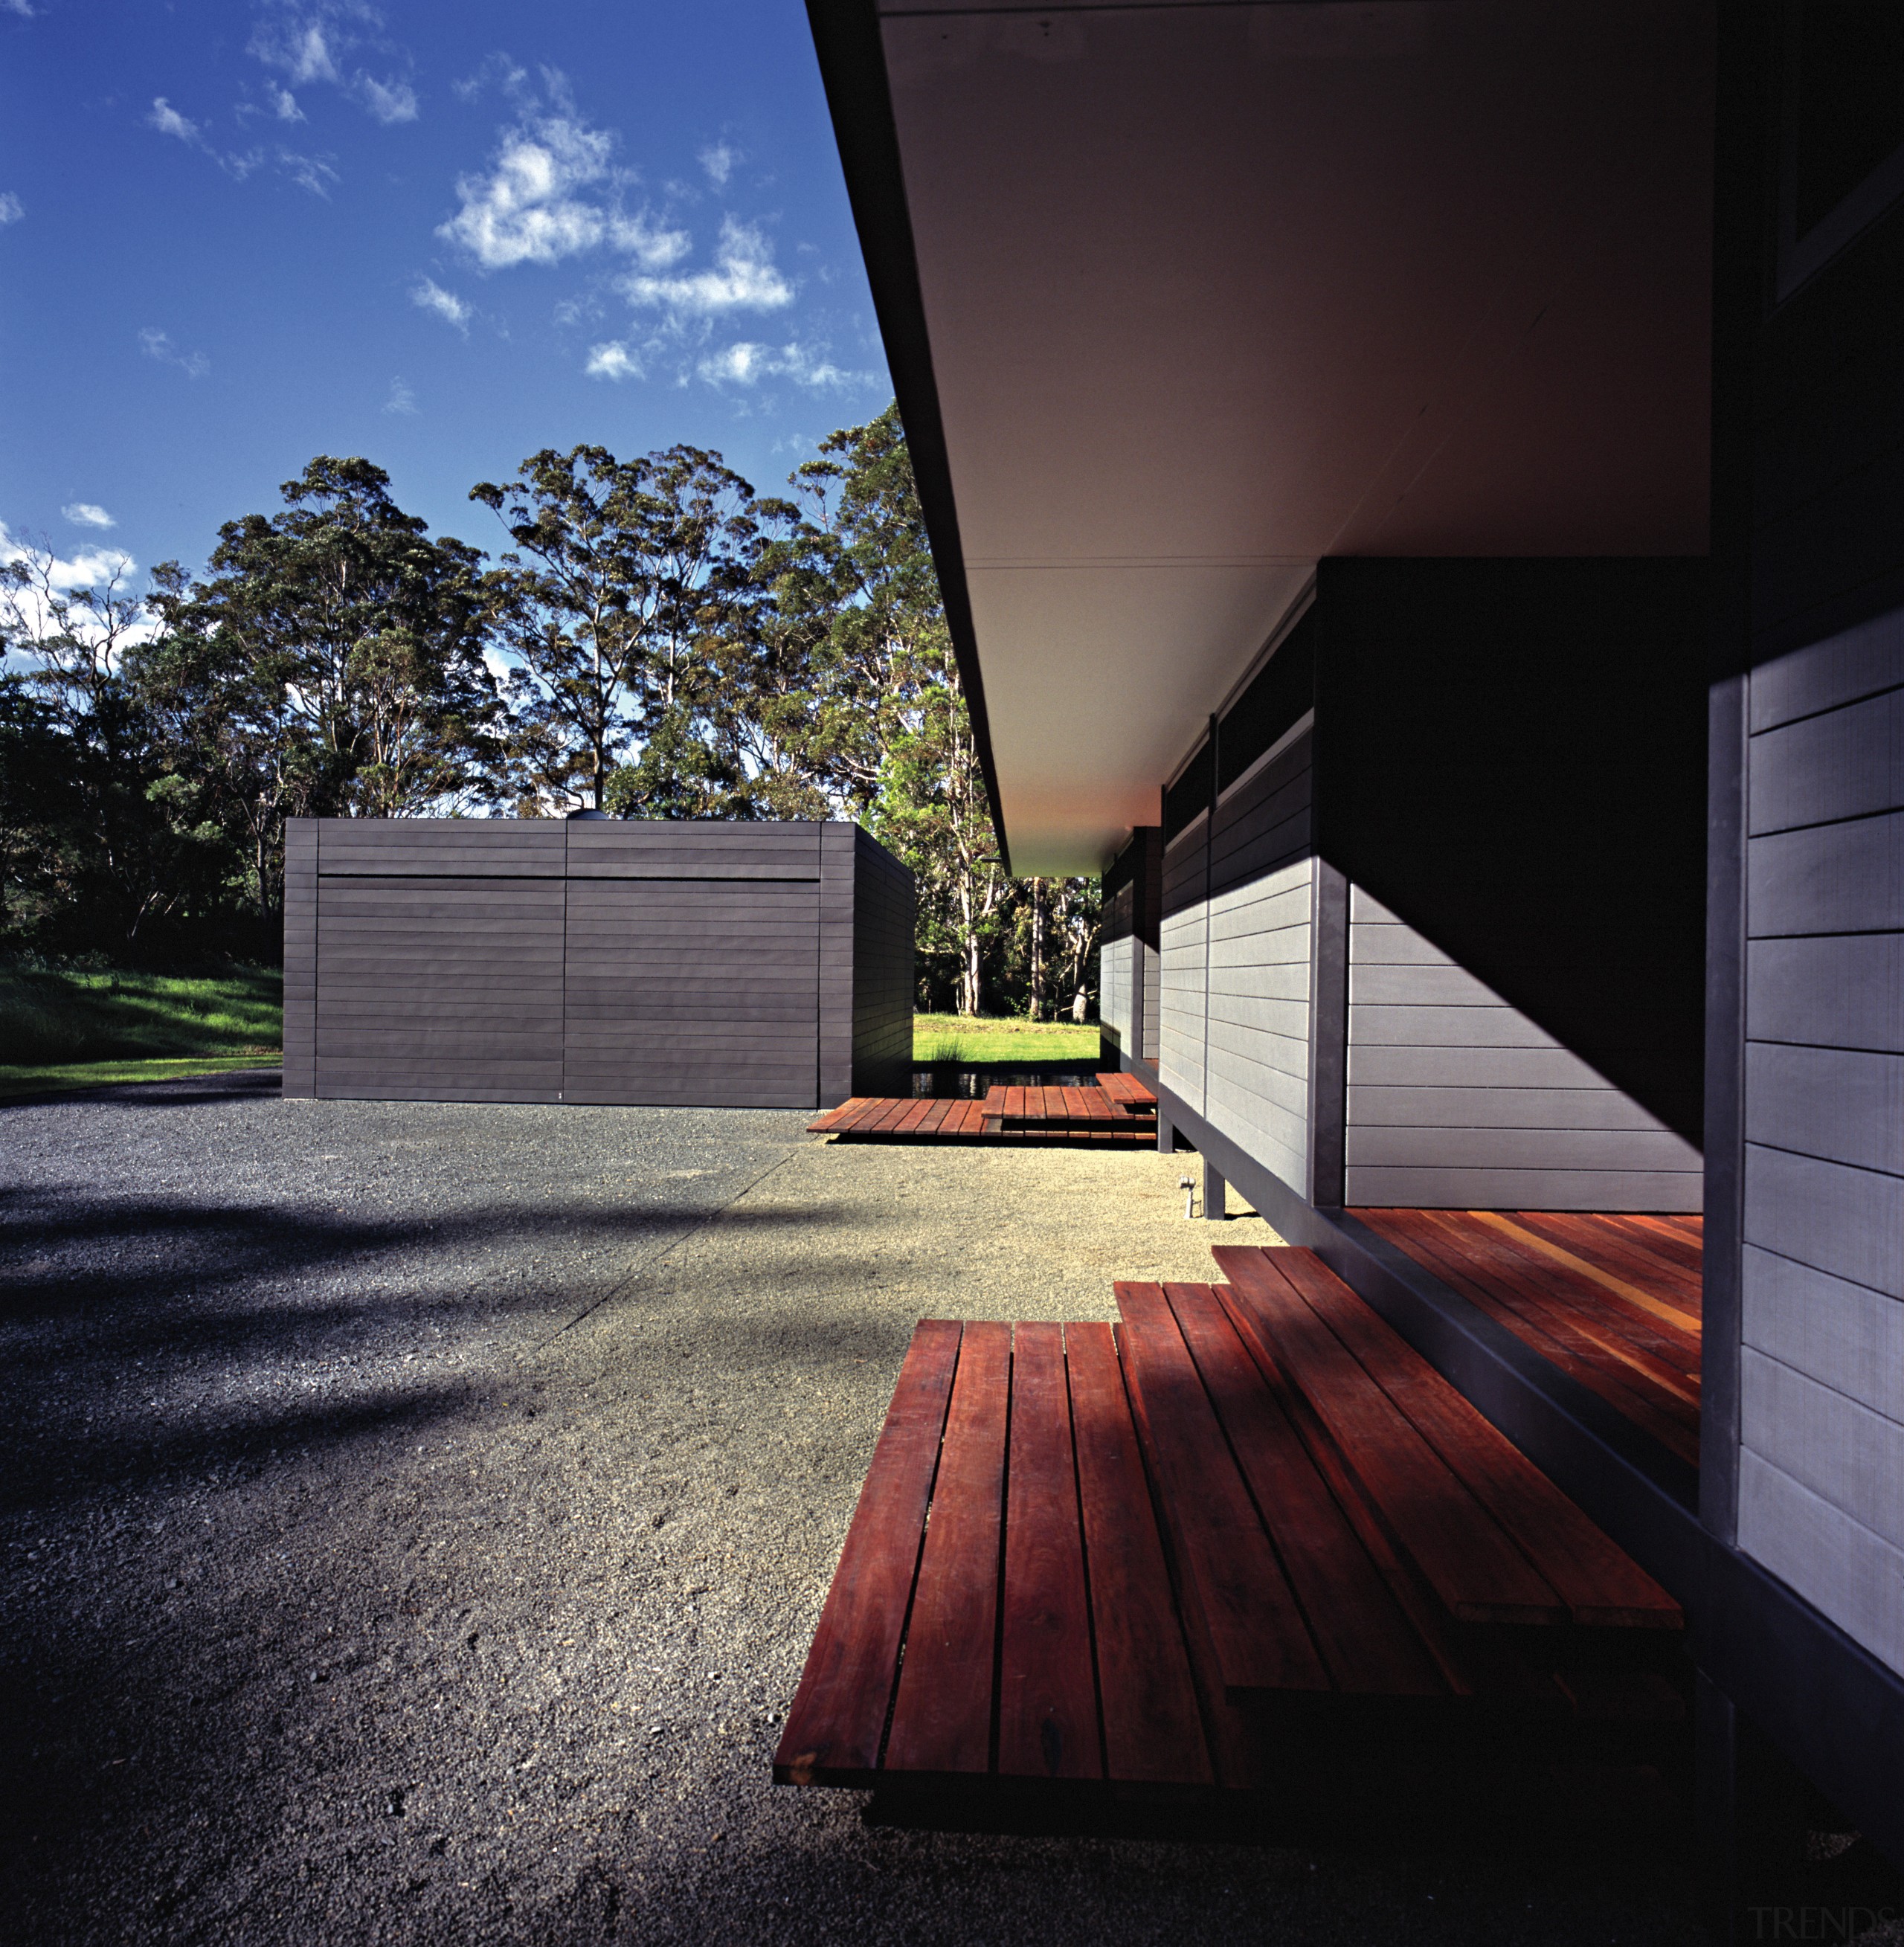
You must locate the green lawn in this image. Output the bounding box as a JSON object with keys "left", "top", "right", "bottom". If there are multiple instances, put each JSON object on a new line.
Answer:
{"left": 0, "top": 1053, "right": 282, "bottom": 1101}
{"left": 913, "top": 1011, "right": 1101, "bottom": 1064}
{"left": 0, "top": 964, "right": 282, "bottom": 1098}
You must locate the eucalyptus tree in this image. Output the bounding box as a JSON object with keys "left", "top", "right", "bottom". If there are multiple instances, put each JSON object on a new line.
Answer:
{"left": 473, "top": 442, "right": 759, "bottom": 814}
{"left": 168, "top": 457, "right": 503, "bottom": 822}
{"left": 0, "top": 537, "right": 231, "bottom": 949}
{"left": 788, "top": 405, "right": 1011, "bottom": 1013}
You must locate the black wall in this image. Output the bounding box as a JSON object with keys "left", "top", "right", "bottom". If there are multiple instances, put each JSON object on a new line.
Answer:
{"left": 1102, "top": 827, "right": 1162, "bottom": 949}
{"left": 1313, "top": 557, "right": 1711, "bottom": 1144}
{"left": 283, "top": 818, "right": 912, "bottom": 1110}
{"left": 850, "top": 826, "right": 916, "bottom": 1097}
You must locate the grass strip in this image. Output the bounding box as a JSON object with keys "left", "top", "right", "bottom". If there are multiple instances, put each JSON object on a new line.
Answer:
{"left": 0, "top": 1054, "right": 283, "bottom": 1101}
{"left": 0, "top": 964, "right": 283, "bottom": 1063}
{"left": 913, "top": 1013, "right": 1101, "bottom": 1063}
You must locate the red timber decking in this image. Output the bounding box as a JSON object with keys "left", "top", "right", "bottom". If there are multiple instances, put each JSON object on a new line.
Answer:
{"left": 1353, "top": 1210, "right": 1704, "bottom": 1470}
{"left": 774, "top": 1246, "right": 1682, "bottom": 1814}
{"left": 808, "top": 1072, "right": 1159, "bottom": 1148}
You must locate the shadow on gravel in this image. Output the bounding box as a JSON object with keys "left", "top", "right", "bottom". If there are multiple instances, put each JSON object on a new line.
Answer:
{"left": 0, "top": 1188, "right": 826, "bottom": 1330}
{"left": 0, "top": 1386, "right": 476, "bottom": 1517}
{"left": 0, "top": 1072, "right": 285, "bottom": 1114}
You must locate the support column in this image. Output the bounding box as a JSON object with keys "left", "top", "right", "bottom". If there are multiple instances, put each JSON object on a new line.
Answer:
{"left": 1203, "top": 1156, "right": 1226, "bottom": 1220}
{"left": 1308, "top": 857, "right": 1348, "bottom": 1207}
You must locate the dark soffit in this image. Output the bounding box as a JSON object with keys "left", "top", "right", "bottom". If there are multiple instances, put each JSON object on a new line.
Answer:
{"left": 804, "top": 0, "right": 1014, "bottom": 876}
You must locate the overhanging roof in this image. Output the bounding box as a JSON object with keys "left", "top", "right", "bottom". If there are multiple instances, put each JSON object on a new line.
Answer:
{"left": 810, "top": 0, "right": 1714, "bottom": 875}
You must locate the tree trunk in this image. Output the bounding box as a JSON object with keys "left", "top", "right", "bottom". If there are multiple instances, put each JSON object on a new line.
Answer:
{"left": 1029, "top": 878, "right": 1046, "bottom": 1020}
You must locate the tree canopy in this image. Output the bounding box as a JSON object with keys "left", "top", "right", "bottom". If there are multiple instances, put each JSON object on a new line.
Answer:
{"left": 0, "top": 408, "right": 1099, "bottom": 1015}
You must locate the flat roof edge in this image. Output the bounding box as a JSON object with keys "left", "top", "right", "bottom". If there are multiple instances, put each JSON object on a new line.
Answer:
{"left": 805, "top": 0, "right": 1014, "bottom": 876}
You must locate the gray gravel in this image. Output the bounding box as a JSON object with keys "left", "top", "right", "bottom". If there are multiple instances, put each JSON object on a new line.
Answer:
{"left": 0, "top": 1075, "right": 1700, "bottom": 1945}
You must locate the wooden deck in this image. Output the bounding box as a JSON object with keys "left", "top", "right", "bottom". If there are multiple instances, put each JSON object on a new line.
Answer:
{"left": 1353, "top": 1209, "right": 1703, "bottom": 1470}
{"left": 774, "top": 1245, "right": 1682, "bottom": 1811}
{"left": 809, "top": 1072, "right": 1159, "bottom": 1148}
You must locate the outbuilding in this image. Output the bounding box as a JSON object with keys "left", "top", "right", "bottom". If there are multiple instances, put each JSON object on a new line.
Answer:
{"left": 281, "top": 817, "right": 912, "bottom": 1109}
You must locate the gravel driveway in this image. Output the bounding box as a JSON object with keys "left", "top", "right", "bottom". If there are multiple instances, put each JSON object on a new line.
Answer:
{"left": 0, "top": 1075, "right": 1699, "bottom": 1946}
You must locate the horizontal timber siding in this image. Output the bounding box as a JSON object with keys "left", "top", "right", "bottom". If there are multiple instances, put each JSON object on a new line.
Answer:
{"left": 1740, "top": 603, "right": 1904, "bottom": 1674}
{"left": 288, "top": 817, "right": 907, "bottom": 1111}
{"left": 1158, "top": 727, "right": 1315, "bottom": 1190}
{"left": 1344, "top": 887, "right": 1701, "bottom": 1211}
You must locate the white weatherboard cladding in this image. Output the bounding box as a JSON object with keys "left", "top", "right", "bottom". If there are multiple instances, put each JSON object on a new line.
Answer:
{"left": 1160, "top": 857, "right": 1314, "bottom": 1194}
{"left": 1099, "top": 936, "right": 1139, "bottom": 1058}
{"left": 1158, "top": 898, "right": 1207, "bottom": 1113}
{"left": 1342, "top": 888, "right": 1702, "bottom": 1211}
{"left": 1142, "top": 939, "right": 1160, "bottom": 1061}
{"left": 1740, "top": 605, "right": 1904, "bottom": 1678}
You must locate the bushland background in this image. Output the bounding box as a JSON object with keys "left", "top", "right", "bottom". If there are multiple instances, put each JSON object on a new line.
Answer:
{"left": 1, "top": 406, "right": 1103, "bottom": 1077}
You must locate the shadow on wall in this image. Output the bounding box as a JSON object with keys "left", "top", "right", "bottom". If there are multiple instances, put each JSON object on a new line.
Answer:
{"left": 1317, "top": 558, "right": 1711, "bottom": 1145}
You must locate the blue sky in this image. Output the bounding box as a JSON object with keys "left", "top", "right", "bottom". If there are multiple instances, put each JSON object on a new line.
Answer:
{"left": 0, "top": 0, "right": 890, "bottom": 605}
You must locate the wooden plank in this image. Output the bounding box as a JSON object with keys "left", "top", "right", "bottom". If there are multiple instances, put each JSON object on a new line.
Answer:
{"left": 1215, "top": 1249, "right": 1680, "bottom": 1631}
{"left": 1510, "top": 1211, "right": 1704, "bottom": 1318}
{"left": 1208, "top": 1253, "right": 1569, "bottom": 1626}
{"left": 1062, "top": 1323, "right": 1210, "bottom": 1787}
{"left": 1614, "top": 1212, "right": 1707, "bottom": 1275}
{"left": 771, "top": 1317, "right": 962, "bottom": 1786}
{"left": 1432, "top": 1214, "right": 1702, "bottom": 1395}
{"left": 808, "top": 1098, "right": 871, "bottom": 1133}
{"left": 1161, "top": 1283, "right": 1446, "bottom": 1696}
{"left": 995, "top": 1325, "right": 1101, "bottom": 1781}
{"left": 1358, "top": 1210, "right": 1702, "bottom": 1464}
{"left": 884, "top": 1321, "right": 1012, "bottom": 1777}
{"left": 1113, "top": 1283, "right": 1328, "bottom": 1697}
{"left": 1470, "top": 1213, "right": 1704, "bottom": 1352}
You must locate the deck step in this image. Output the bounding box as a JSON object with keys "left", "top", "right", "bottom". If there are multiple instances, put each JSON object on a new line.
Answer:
{"left": 774, "top": 1249, "right": 1681, "bottom": 1810}
{"left": 810, "top": 1078, "right": 1157, "bottom": 1146}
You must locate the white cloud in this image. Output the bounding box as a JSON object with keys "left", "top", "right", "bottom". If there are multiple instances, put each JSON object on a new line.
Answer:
{"left": 698, "top": 142, "right": 738, "bottom": 188}
{"left": 695, "top": 339, "right": 866, "bottom": 390}
{"left": 359, "top": 74, "right": 417, "bottom": 124}
{"left": 280, "top": 149, "right": 339, "bottom": 196}
{"left": 252, "top": 14, "right": 340, "bottom": 86}
{"left": 138, "top": 327, "right": 209, "bottom": 379}
{"left": 62, "top": 503, "right": 115, "bottom": 530}
{"left": 250, "top": 5, "right": 420, "bottom": 125}
{"left": 0, "top": 523, "right": 146, "bottom": 645}
{"left": 438, "top": 106, "right": 617, "bottom": 268}
{"left": 268, "top": 84, "right": 305, "bottom": 123}
{"left": 609, "top": 209, "right": 689, "bottom": 270}
{"left": 585, "top": 341, "right": 643, "bottom": 382}
{"left": 620, "top": 216, "right": 793, "bottom": 322}
{"left": 1, "top": 0, "right": 35, "bottom": 17}
{"left": 452, "top": 54, "right": 528, "bottom": 105}
{"left": 440, "top": 76, "right": 689, "bottom": 279}
{"left": 0, "top": 191, "right": 21, "bottom": 225}
{"left": 382, "top": 376, "right": 417, "bottom": 415}
{"left": 148, "top": 97, "right": 200, "bottom": 144}
{"left": 147, "top": 96, "right": 277, "bottom": 183}
{"left": 411, "top": 277, "right": 470, "bottom": 332}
